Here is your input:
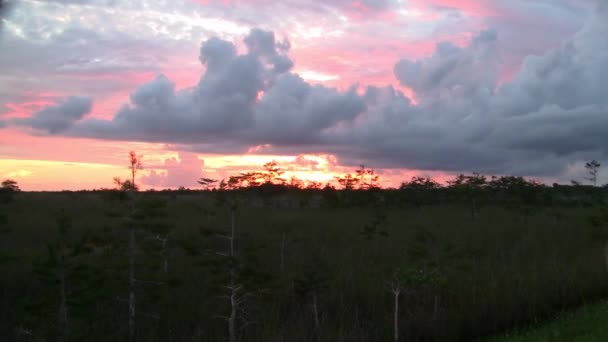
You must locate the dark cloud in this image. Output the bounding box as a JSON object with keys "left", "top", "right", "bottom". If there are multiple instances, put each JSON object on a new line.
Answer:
{"left": 366, "top": 2, "right": 607, "bottom": 175}
{"left": 0, "top": 0, "right": 15, "bottom": 32}
{"left": 71, "top": 28, "right": 293, "bottom": 142}
{"left": 0, "top": 0, "right": 13, "bottom": 13}
{"left": 394, "top": 30, "right": 499, "bottom": 102}
{"left": 13, "top": 96, "right": 92, "bottom": 134}
{"left": 252, "top": 73, "right": 365, "bottom": 145}
{"left": 493, "top": 3, "right": 608, "bottom": 116}
{"left": 200, "top": 37, "right": 237, "bottom": 71}
{"left": 334, "top": 2, "right": 607, "bottom": 176}
{"left": 494, "top": 105, "right": 608, "bottom": 157}
{"left": 341, "top": 2, "right": 606, "bottom": 176}
{"left": 71, "top": 28, "right": 367, "bottom": 149}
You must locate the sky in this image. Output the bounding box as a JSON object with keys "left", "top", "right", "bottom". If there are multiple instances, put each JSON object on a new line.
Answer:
{"left": 0, "top": 0, "right": 606, "bottom": 190}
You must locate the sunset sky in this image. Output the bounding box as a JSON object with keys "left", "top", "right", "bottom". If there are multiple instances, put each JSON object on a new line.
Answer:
{"left": 0, "top": 0, "right": 606, "bottom": 190}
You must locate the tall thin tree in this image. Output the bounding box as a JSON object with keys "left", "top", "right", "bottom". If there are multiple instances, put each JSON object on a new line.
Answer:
{"left": 128, "top": 151, "right": 143, "bottom": 188}
{"left": 585, "top": 160, "right": 601, "bottom": 186}
{"left": 125, "top": 151, "right": 142, "bottom": 341}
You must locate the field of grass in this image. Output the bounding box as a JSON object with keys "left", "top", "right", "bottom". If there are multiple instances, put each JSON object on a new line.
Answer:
{"left": 486, "top": 300, "right": 608, "bottom": 341}
{"left": 0, "top": 189, "right": 607, "bottom": 341}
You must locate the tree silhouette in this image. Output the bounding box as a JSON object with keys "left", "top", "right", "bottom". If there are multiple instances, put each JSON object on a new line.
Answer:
{"left": 112, "top": 151, "right": 142, "bottom": 192}
{"left": 112, "top": 151, "right": 143, "bottom": 341}
{"left": 1, "top": 179, "right": 20, "bottom": 192}
{"left": 1, "top": 179, "right": 20, "bottom": 204}
{"left": 399, "top": 177, "right": 439, "bottom": 208}
{"left": 198, "top": 196, "right": 272, "bottom": 342}
{"left": 585, "top": 160, "right": 601, "bottom": 186}
{"left": 226, "top": 171, "right": 265, "bottom": 189}
{"left": 334, "top": 173, "right": 358, "bottom": 190}
{"left": 355, "top": 165, "right": 380, "bottom": 190}
{"left": 129, "top": 151, "right": 143, "bottom": 189}
{"left": 21, "top": 210, "right": 107, "bottom": 341}
{"left": 306, "top": 180, "right": 322, "bottom": 190}
{"left": 387, "top": 267, "right": 443, "bottom": 342}
{"left": 294, "top": 256, "right": 329, "bottom": 341}
{"left": 361, "top": 207, "right": 388, "bottom": 240}
{"left": 113, "top": 178, "right": 138, "bottom": 192}
{"left": 263, "top": 161, "right": 284, "bottom": 184}
{"left": 197, "top": 177, "right": 218, "bottom": 191}
{"left": 0, "top": 181, "right": 12, "bottom": 246}
{"left": 447, "top": 173, "right": 487, "bottom": 220}
{"left": 288, "top": 176, "right": 303, "bottom": 189}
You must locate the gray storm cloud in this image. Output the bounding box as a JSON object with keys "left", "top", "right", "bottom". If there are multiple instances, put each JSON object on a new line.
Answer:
{"left": 12, "top": 96, "right": 93, "bottom": 134}
{"left": 70, "top": 28, "right": 366, "bottom": 147}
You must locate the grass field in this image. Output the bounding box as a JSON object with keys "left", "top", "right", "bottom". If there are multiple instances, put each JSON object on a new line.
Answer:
{"left": 486, "top": 300, "right": 608, "bottom": 342}
{"left": 0, "top": 189, "right": 607, "bottom": 341}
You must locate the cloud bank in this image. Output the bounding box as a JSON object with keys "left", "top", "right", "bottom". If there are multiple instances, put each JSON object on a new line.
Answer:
{"left": 5, "top": 1, "right": 608, "bottom": 180}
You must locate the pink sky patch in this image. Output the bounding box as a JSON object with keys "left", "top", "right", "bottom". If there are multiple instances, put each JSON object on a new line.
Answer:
{"left": 410, "top": 0, "right": 499, "bottom": 16}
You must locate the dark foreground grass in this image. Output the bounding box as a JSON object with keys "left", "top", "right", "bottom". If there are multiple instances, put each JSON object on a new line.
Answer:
{"left": 0, "top": 190, "right": 607, "bottom": 341}
{"left": 486, "top": 300, "right": 608, "bottom": 342}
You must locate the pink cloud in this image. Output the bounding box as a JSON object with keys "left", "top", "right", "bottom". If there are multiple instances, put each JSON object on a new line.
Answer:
{"left": 1, "top": 92, "right": 63, "bottom": 118}
{"left": 292, "top": 36, "right": 436, "bottom": 90}
{"left": 141, "top": 152, "right": 204, "bottom": 188}
{"left": 339, "top": 1, "right": 400, "bottom": 22}
{"left": 0, "top": 127, "right": 171, "bottom": 168}
{"left": 409, "top": 0, "right": 499, "bottom": 17}
{"left": 54, "top": 71, "right": 157, "bottom": 82}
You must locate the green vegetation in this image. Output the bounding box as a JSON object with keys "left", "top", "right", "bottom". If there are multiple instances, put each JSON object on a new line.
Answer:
{"left": 486, "top": 300, "right": 608, "bottom": 341}
{"left": 0, "top": 186, "right": 605, "bottom": 341}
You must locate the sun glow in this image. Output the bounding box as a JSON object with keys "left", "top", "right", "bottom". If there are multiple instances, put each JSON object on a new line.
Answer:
{"left": 196, "top": 153, "right": 346, "bottom": 187}
{"left": 0, "top": 159, "right": 127, "bottom": 191}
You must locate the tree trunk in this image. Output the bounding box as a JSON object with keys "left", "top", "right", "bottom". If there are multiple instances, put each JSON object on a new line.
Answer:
{"left": 433, "top": 295, "right": 440, "bottom": 321}
{"left": 604, "top": 240, "right": 608, "bottom": 273}
{"left": 227, "top": 202, "right": 238, "bottom": 342}
{"left": 161, "top": 237, "right": 168, "bottom": 274}
{"left": 230, "top": 207, "right": 235, "bottom": 259}
{"left": 128, "top": 226, "right": 136, "bottom": 342}
{"left": 552, "top": 213, "right": 559, "bottom": 226}
{"left": 280, "top": 233, "right": 286, "bottom": 273}
{"left": 128, "top": 200, "right": 136, "bottom": 342}
{"left": 228, "top": 285, "right": 237, "bottom": 342}
{"left": 470, "top": 197, "right": 477, "bottom": 221}
{"left": 393, "top": 289, "right": 400, "bottom": 342}
{"left": 312, "top": 292, "right": 321, "bottom": 342}
{"left": 58, "top": 265, "right": 68, "bottom": 341}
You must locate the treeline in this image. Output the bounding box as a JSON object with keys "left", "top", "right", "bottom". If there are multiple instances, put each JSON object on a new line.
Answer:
{"left": 105, "top": 162, "right": 605, "bottom": 210}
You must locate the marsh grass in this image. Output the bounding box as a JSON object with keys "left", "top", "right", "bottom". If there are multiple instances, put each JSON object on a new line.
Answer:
{"left": 485, "top": 299, "right": 608, "bottom": 342}
{"left": 0, "top": 191, "right": 606, "bottom": 341}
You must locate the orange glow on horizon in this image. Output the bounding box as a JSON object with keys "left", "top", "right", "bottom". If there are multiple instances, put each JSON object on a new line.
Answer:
{"left": 0, "top": 159, "right": 128, "bottom": 191}
{"left": 0, "top": 151, "right": 455, "bottom": 191}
